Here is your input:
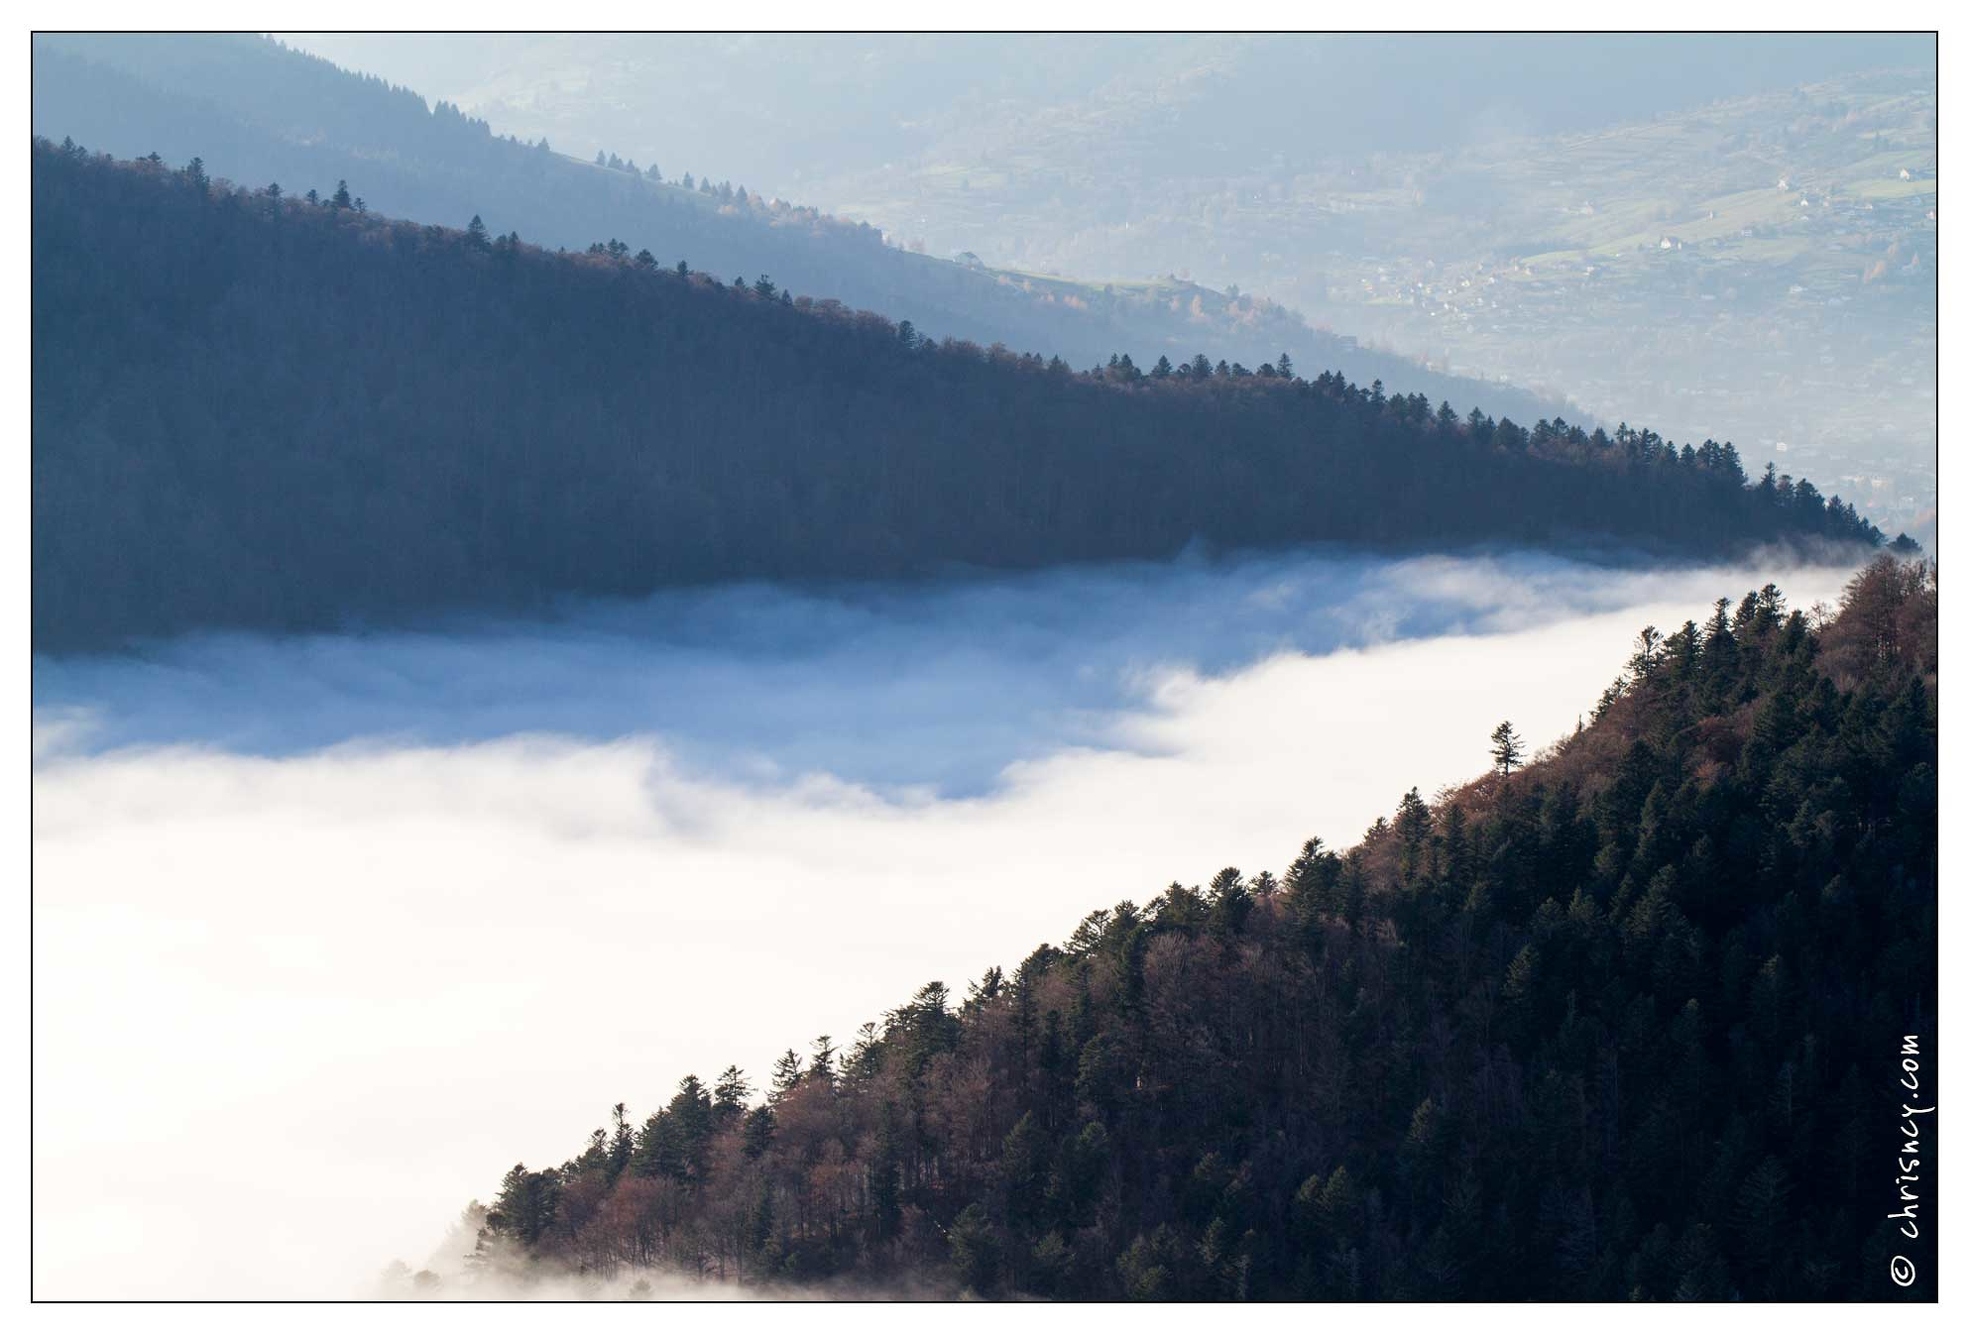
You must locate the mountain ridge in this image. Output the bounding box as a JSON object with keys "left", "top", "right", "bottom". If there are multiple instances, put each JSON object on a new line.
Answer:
{"left": 32, "top": 139, "right": 1882, "bottom": 652}
{"left": 30, "top": 33, "right": 1579, "bottom": 428}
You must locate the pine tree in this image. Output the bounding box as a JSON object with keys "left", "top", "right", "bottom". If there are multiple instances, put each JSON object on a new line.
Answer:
{"left": 1490, "top": 720, "right": 1523, "bottom": 775}
{"left": 768, "top": 1049, "right": 802, "bottom": 1102}
{"left": 712, "top": 1066, "right": 751, "bottom": 1119}
{"left": 807, "top": 1035, "right": 836, "bottom": 1086}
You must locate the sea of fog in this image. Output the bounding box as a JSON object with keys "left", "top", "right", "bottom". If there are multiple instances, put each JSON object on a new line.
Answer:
{"left": 31, "top": 546, "right": 1861, "bottom": 1298}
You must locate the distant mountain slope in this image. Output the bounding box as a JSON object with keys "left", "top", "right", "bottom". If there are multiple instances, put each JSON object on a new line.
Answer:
{"left": 278, "top": 34, "right": 1932, "bottom": 207}
{"left": 29, "top": 33, "right": 1573, "bottom": 427}
{"left": 688, "top": 48, "right": 1932, "bottom": 522}
{"left": 32, "top": 142, "right": 1879, "bottom": 650}
{"left": 305, "top": 35, "right": 1933, "bottom": 528}
{"left": 454, "top": 557, "right": 1936, "bottom": 1300}
{"left": 810, "top": 66, "right": 1937, "bottom": 518}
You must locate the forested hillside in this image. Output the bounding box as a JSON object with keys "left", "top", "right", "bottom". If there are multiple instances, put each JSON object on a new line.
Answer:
{"left": 31, "top": 33, "right": 1572, "bottom": 423}
{"left": 34, "top": 141, "right": 1881, "bottom": 650}
{"left": 371, "top": 34, "right": 1929, "bottom": 533}
{"left": 461, "top": 556, "right": 1936, "bottom": 1300}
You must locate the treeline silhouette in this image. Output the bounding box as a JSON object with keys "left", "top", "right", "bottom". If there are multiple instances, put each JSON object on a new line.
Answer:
{"left": 34, "top": 140, "right": 1881, "bottom": 650}
{"left": 36, "top": 33, "right": 1581, "bottom": 423}
{"left": 460, "top": 556, "right": 1936, "bottom": 1300}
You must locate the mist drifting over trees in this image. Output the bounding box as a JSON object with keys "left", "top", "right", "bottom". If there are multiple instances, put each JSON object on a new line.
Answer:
{"left": 27, "top": 29, "right": 1937, "bottom": 1307}
{"left": 464, "top": 559, "right": 1935, "bottom": 1300}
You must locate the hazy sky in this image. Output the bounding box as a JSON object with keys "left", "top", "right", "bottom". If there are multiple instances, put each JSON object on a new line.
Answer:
{"left": 276, "top": 33, "right": 1935, "bottom": 191}
{"left": 31, "top": 548, "right": 1859, "bottom": 1298}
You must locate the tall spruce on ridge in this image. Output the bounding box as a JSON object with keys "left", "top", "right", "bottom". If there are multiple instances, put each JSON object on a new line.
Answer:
{"left": 34, "top": 139, "right": 1882, "bottom": 651}
{"left": 1490, "top": 720, "right": 1523, "bottom": 775}
{"left": 459, "top": 557, "right": 1934, "bottom": 1301}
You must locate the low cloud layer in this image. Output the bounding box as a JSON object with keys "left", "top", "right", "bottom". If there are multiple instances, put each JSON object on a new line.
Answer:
{"left": 34, "top": 545, "right": 1830, "bottom": 796}
{"left": 31, "top": 548, "right": 1858, "bottom": 1297}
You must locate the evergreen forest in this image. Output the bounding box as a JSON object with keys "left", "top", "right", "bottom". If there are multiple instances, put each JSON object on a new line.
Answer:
{"left": 463, "top": 556, "right": 1936, "bottom": 1301}
{"left": 33, "top": 139, "right": 1883, "bottom": 651}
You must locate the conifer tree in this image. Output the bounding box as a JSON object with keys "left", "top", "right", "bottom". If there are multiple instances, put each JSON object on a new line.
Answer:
{"left": 1490, "top": 720, "right": 1522, "bottom": 775}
